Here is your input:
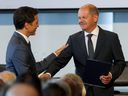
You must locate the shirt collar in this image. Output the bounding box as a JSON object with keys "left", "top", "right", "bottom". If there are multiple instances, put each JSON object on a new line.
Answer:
{"left": 84, "top": 26, "right": 99, "bottom": 37}
{"left": 16, "top": 31, "right": 30, "bottom": 44}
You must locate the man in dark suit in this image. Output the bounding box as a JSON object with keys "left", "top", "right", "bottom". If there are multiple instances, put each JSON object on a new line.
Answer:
{"left": 40, "top": 4, "right": 126, "bottom": 96}
{"left": 6, "top": 6, "right": 67, "bottom": 77}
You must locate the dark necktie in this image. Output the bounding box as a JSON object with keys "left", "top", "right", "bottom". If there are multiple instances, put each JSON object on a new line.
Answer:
{"left": 87, "top": 34, "right": 94, "bottom": 96}
{"left": 28, "top": 41, "right": 35, "bottom": 61}
{"left": 87, "top": 34, "right": 94, "bottom": 59}
{"left": 28, "top": 42, "right": 31, "bottom": 48}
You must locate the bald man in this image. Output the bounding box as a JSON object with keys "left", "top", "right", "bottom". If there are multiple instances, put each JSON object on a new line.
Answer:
{"left": 42, "top": 4, "right": 125, "bottom": 96}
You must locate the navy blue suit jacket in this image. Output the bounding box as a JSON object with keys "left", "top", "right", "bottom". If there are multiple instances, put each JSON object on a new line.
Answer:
{"left": 46, "top": 27, "right": 126, "bottom": 96}
{"left": 6, "top": 32, "right": 56, "bottom": 76}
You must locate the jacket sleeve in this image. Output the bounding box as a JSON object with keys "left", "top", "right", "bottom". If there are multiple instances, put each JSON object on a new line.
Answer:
{"left": 46, "top": 37, "right": 73, "bottom": 76}
{"left": 36, "top": 53, "right": 56, "bottom": 74}
{"left": 110, "top": 33, "right": 126, "bottom": 81}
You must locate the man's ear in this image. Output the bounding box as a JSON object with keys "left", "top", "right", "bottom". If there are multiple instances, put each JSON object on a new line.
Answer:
{"left": 24, "top": 22, "right": 29, "bottom": 30}
{"left": 93, "top": 14, "right": 98, "bottom": 23}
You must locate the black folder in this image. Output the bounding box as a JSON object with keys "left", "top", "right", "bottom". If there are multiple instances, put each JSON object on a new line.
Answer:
{"left": 83, "top": 59, "right": 112, "bottom": 88}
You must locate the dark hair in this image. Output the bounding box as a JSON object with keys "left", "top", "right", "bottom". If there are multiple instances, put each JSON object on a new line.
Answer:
{"left": 15, "top": 73, "right": 42, "bottom": 96}
{"left": 43, "top": 80, "right": 71, "bottom": 96}
{"left": 13, "top": 6, "right": 38, "bottom": 30}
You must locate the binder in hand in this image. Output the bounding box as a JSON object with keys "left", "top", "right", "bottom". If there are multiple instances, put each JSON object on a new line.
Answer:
{"left": 83, "top": 59, "right": 112, "bottom": 88}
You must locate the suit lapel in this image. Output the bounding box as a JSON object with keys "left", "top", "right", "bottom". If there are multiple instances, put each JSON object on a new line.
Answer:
{"left": 77, "top": 31, "right": 88, "bottom": 58}
{"left": 94, "top": 28, "right": 106, "bottom": 58}
{"left": 14, "top": 32, "right": 36, "bottom": 62}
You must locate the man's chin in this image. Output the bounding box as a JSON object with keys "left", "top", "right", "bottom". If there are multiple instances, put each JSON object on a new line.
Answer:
{"left": 81, "top": 28, "right": 87, "bottom": 31}
{"left": 80, "top": 26, "right": 87, "bottom": 31}
{"left": 30, "top": 32, "right": 36, "bottom": 36}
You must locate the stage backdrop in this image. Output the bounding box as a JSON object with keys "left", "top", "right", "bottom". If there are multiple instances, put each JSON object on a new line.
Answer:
{"left": 0, "top": 12, "right": 115, "bottom": 77}
{"left": 0, "top": 0, "right": 128, "bottom": 9}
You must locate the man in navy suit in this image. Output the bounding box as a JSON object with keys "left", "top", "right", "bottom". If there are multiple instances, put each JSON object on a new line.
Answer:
{"left": 6, "top": 6, "right": 67, "bottom": 77}
{"left": 41, "top": 4, "right": 126, "bottom": 96}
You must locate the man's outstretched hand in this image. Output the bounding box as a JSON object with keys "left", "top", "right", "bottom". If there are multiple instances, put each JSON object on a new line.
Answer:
{"left": 38, "top": 72, "right": 51, "bottom": 81}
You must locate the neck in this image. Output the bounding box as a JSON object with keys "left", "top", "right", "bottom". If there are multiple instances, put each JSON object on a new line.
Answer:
{"left": 17, "top": 29, "right": 29, "bottom": 37}
{"left": 85, "top": 25, "right": 97, "bottom": 33}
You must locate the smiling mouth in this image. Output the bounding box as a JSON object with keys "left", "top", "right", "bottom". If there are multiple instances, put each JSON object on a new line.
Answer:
{"left": 79, "top": 22, "right": 87, "bottom": 25}
{"left": 80, "top": 24, "right": 87, "bottom": 27}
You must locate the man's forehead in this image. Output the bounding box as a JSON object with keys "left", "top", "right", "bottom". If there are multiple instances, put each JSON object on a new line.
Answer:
{"left": 78, "top": 9, "right": 90, "bottom": 16}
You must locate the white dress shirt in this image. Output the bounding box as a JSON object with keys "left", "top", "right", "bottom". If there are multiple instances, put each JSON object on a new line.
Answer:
{"left": 84, "top": 26, "right": 99, "bottom": 54}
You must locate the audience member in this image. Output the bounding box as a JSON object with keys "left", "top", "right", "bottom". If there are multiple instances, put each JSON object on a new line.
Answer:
{"left": 5, "top": 83, "right": 39, "bottom": 96}
{"left": 0, "top": 79, "right": 5, "bottom": 86}
{"left": 15, "top": 73, "right": 42, "bottom": 96}
{"left": 42, "top": 80, "right": 71, "bottom": 96}
{"left": 61, "top": 73, "right": 86, "bottom": 96}
{"left": 0, "top": 71, "right": 16, "bottom": 85}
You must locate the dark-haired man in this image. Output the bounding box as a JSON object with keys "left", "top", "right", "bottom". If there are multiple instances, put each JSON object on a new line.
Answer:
{"left": 6, "top": 6, "right": 67, "bottom": 77}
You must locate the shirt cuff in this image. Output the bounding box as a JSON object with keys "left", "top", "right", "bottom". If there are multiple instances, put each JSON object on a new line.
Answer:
{"left": 45, "top": 72, "right": 51, "bottom": 77}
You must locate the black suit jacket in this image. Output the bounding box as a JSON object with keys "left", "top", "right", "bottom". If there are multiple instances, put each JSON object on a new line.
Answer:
{"left": 47, "top": 27, "right": 126, "bottom": 96}
{"left": 6, "top": 32, "right": 56, "bottom": 76}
